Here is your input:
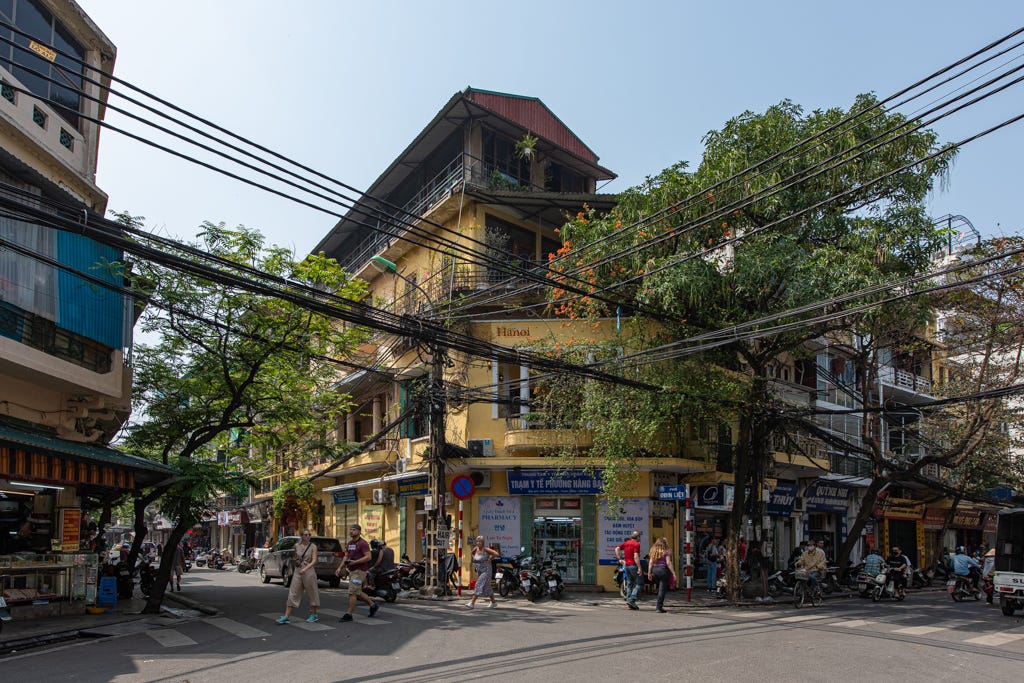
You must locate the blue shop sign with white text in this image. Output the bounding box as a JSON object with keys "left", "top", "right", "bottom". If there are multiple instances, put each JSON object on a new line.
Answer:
{"left": 332, "top": 490, "right": 357, "bottom": 504}
{"left": 766, "top": 480, "right": 797, "bottom": 516}
{"left": 506, "top": 469, "right": 603, "bottom": 495}
{"left": 805, "top": 481, "right": 851, "bottom": 513}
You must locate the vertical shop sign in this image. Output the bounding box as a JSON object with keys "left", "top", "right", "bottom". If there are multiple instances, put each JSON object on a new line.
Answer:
{"left": 598, "top": 498, "right": 650, "bottom": 565}
{"left": 478, "top": 497, "right": 521, "bottom": 553}
{"left": 361, "top": 505, "right": 384, "bottom": 540}
{"left": 60, "top": 508, "right": 82, "bottom": 552}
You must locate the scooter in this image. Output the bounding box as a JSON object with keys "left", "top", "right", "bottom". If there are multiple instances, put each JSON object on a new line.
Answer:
{"left": 366, "top": 567, "right": 401, "bottom": 603}
{"left": 911, "top": 566, "right": 932, "bottom": 589}
{"left": 542, "top": 560, "right": 565, "bottom": 599}
{"left": 397, "top": 554, "right": 425, "bottom": 590}
{"left": 948, "top": 571, "right": 982, "bottom": 602}
{"left": 870, "top": 567, "right": 907, "bottom": 602}
{"left": 517, "top": 556, "right": 544, "bottom": 602}
{"left": 138, "top": 556, "right": 157, "bottom": 597}
{"left": 494, "top": 553, "right": 523, "bottom": 598}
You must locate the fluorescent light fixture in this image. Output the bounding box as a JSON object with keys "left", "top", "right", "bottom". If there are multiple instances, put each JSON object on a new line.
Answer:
{"left": 9, "top": 481, "right": 64, "bottom": 491}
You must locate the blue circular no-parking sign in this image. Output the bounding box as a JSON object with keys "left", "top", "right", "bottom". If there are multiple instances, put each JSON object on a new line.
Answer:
{"left": 451, "top": 475, "right": 475, "bottom": 500}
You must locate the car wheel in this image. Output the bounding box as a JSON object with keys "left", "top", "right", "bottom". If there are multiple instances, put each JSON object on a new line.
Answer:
{"left": 283, "top": 566, "right": 294, "bottom": 587}
{"left": 259, "top": 563, "right": 270, "bottom": 584}
{"left": 1000, "top": 598, "right": 1016, "bottom": 616}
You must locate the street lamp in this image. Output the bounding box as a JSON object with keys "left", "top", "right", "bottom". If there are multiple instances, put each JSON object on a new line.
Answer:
{"left": 369, "top": 256, "right": 449, "bottom": 595}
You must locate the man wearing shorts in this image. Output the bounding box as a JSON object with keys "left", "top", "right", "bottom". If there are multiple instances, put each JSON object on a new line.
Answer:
{"left": 335, "top": 524, "right": 379, "bottom": 621}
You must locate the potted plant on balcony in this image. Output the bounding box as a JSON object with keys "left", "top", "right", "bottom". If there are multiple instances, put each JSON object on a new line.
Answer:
{"left": 515, "top": 131, "right": 539, "bottom": 160}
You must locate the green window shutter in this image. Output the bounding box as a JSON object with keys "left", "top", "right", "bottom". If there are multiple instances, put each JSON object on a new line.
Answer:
{"left": 582, "top": 496, "right": 597, "bottom": 584}
{"left": 398, "top": 382, "right": 410, "bottom": 438}
{"left": 519, "top": 496, "right": 533, "bottom": 554}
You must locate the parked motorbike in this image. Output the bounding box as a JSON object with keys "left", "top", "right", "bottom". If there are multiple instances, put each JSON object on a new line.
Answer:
{"left": 844, "top": 562, "right": 865, "bottom": 591}
{"left": 821, "top": 564, "right": 844, "bottom": 594}
{"left": 236, "top": 551, "right": 256, "bottom": 574}
{"left": 613, "top": 558, "right": 659, "bottom": 599}
{"left": 911, "top": 566, "right": 932, "bottom": 589}
{"left": 138, "top": 556, "right": 157, "bottom": 597}
{"left": 183, "top": 558, "right": 192, "bottom": 573}
{"left": 948, "top": 571, "right": 982, "bottom": 602}
{"left": 111, "top": 560, "right": 134, "bottom": 599}
{"left": 542, "top": 560, "right": 565, "bottom": 599}
{"left": 869, "top": 567, "right": 907, "bottom": 602}
{"left": 397, "top": 554, "right": 425, "bottom": 590}
{"left": 494, "top": 554, "right": 523, "bottom": 598}
{"left": 517, "top": 556, "right": 544, "bottom": 602}
{"left": 194, "top": 551, "right": 209, "bottom": 568}
{"left": 212, "top": 551, "right": 226, "bottom": 571}
{"left": 766, "top": 568, "right": 795, "bottom": 597}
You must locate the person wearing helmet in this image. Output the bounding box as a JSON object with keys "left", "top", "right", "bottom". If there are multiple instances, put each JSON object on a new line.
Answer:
{"left": 367, "top": 538, "right": 395, "bottom": 591}
{"left": 952, "top": 546, "right": 981, "bottom": 589}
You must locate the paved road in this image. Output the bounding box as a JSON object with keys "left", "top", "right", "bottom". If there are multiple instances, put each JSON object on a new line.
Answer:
{"left": 4, "top": 567, "right": 1023, "bottom": 682}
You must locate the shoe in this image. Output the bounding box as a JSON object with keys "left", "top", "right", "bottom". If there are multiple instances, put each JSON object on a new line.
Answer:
{"left": 276, "top": 616, "right": 289, "bottom": 625}
{"left": 488, "top": 602, "right": 497, "bottom": 608}
{"left": 338, "top": 613, "right": 353, "bottom": 622}
{"left": 656, "top": 607, "right": 667, "bottom": 613}
{"left": 465, "top": 602, "right": 474, "bottom": 609}
{"left": 177, "top": 582, "right": 181, "bottom": 591}
{"left": 628, "top": 602, "right": 639, "bottom": 610}
{"left": 369, "top": 603, "right": 380, "bottom": 618}
{"left": 306, "top": 614, "right": 319, "bottom": 623}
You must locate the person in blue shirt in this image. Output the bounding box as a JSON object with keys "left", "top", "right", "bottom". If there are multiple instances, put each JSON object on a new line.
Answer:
{"left": 952, "top": 546, "right": 981, "bottom": 588}
{"left": 863, "top": 547, "right": 886, "bottom": 576}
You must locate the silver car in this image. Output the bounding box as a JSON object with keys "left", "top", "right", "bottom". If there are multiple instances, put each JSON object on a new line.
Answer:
{"left": 258, "top": 536, "right": 344, "bottom": 587}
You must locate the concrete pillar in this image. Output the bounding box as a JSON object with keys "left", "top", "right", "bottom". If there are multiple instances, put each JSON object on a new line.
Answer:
{"left": 372, "top": 397, "right": 382, "bottom": 434}
{"left": 346, "top": 413, "right": 356, "bottom": 443}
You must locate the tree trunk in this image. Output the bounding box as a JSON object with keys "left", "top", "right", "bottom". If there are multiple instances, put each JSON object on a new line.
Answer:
{"left": 142, "top": 520, "right": 189, "bottom": 614}
{"left": 932, "top": 495, "right": 961, "bottom": 568}
{"left": 126, "top": 486, "right": 170, "bottom": 571}
{"left": 837, "top": 475, "right": 891, "bottom": 574}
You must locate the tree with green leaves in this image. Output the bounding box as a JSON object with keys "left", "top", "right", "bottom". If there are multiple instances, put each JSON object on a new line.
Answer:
{"left": 118, "top": 219, "right": 367, "bottom": 612}
{"left": 544, "top": 95, "right": 957, "bottom": 599}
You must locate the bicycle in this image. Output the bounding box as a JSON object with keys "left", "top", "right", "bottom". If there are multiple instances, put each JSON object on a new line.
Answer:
{"left": 793, "top": 569, "right": 823, "bottom": 608}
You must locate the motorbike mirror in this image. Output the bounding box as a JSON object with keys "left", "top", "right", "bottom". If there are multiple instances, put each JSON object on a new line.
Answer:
{"left": 520, "top": 546, "right": 526, "bottom": 552}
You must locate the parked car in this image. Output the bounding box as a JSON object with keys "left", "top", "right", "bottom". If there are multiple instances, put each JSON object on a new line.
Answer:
{"left": 258, "top": 536, "right": 344, "bottom": 587}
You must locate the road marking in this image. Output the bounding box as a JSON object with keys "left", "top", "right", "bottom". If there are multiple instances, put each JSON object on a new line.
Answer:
{"left": 385, "top": 607, "right": 443, "bottom": 620}
{"left": 832, "top": 619, "right": 874, "bottom": 628}
{"left": 734, "top": 611, "right": 775, "bottom": 619}
{"left": 776, "top": 615, "right": 829, "bottom": 623}
{"left": 893, "top": 626, "right": 947, "bottom": 635}
{"left": 208, "top": 617, "right": 271, "bottom": 639}
{"left": 964, "top": 632, "right": 1024, "bottom": 647}
{"left": 288, "top": 619, "right": 334, "bottom": 632}
{"left": 146, "top": 629, "right": 197, "bottom": 647}
{"left": 318, "top": 607, "right": 392, "bottom": 625}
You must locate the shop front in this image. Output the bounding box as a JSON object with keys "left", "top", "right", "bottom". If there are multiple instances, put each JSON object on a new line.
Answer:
{"left": 950, "top": 509, "right": 985, "bottom": 553}
{"left": 766, "top": 480, "right": 798, "bottom": 570}
{"left": 1, "top": 422, "right": 177, "bottom": 618}
{"left": 922, "top": 507, "right": 952, "bottom": 567}
{"left": 803, "top": 480, "right": 852, "bottom": 562}
{"left": 877, "top": 496, "right": 924, "bottom": 567}
{"left": 691, "top": 484, "right": 732, "bottom": 569}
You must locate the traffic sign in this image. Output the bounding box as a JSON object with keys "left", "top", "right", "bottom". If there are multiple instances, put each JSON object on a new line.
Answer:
{"left": 657, "top": 485, "right": 688, "bottom": 501}
{"left": 451, "top": 474, "right": 475, "bottom": 500}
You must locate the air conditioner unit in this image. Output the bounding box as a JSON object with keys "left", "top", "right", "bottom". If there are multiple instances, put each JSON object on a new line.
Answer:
{"left": 469, "top": 471, "right": 491, "bottom": 488}
{"left": 467, "top": 438, "right": 495, "bottom": 456}
{"left": 793, "top": 497, "right": 806, "bottom": 513}
{"left": 372, "top": 488, "right": 388, "bottom": 505}
{"left": 396, "top": 457, "right": 409, "bottom": 474}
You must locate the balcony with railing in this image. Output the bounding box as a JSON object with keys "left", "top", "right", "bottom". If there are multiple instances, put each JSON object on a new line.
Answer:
{"left": 339, "top": 152, "right": 547, "bottom": 274}
{"left": 770, "top": 432, "right": 830, "bottom": 472}
{"left": 504, "top": 415, "right": 593, "bottom": 454}
{"left": 878, "top": 365, "right": 931, "bottom": 395}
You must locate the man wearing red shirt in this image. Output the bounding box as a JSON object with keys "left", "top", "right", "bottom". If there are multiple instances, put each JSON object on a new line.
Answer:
{"left": 335, "top": 524, "right": 379, "bottom": 622}
{"left": 616, "top": 530, "right": 643, "bottom": 610}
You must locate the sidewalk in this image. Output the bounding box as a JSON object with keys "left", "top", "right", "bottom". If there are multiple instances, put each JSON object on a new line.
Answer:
{"left": 0, "top": 593, "right": 204, "bottom": 655}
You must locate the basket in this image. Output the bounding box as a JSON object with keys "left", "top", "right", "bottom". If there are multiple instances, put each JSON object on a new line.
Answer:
{"left": 85, "top": 606, "right": 106, "bottom": 615}
{"left": 793, "top": 570, "right": 809, "bottom": 581}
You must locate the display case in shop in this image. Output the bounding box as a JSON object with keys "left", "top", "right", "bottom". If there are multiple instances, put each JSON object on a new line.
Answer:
{"left": 0, "top": 552, "right": 98, "bottom": 606}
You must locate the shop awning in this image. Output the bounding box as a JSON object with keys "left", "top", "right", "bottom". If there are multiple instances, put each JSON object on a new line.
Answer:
{"left": 323, "top": 469, "right": 428, "bottom": 493}
{"left": 0, "top": 420, "right": 176, "bottom": 491}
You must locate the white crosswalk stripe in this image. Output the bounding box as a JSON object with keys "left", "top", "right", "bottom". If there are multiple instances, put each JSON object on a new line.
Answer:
{"left": 892, "top": 625, "right": 948, "bottom": 635}
{"left": 831, "top": 619, "right": 874, "bottom": 628}
{"left": 318, "top": 607, "right": 391, "bottom": 625}
{"left": 964, "top": 632, "right": 1024, "bottom": 647}
{"left": 207, "top": 617, "right": 271, "bottom": 639}
{"left": 146, "top": 629, "right": 197, "bottom": 647}
{"left": 775, "top": 614, "right": 829, "bottom": 623}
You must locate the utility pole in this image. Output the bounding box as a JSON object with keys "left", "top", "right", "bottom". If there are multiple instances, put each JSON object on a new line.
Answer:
{"left": 425, "top": 342, "right": 448, "bottom": 595}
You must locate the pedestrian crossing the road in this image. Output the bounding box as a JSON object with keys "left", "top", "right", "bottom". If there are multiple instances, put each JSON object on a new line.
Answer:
{"left": 136, "top": 599, "right": 598, "bottom": 648}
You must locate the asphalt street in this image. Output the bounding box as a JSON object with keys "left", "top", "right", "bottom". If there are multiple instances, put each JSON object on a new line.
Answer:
{"left": 4, "top": 567, "right": 1023, "bottom": 682}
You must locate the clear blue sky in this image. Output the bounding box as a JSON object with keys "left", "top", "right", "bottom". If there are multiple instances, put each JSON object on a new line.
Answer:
{"left": 77, "top": 1, "right": 1023, "bottom": 255}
